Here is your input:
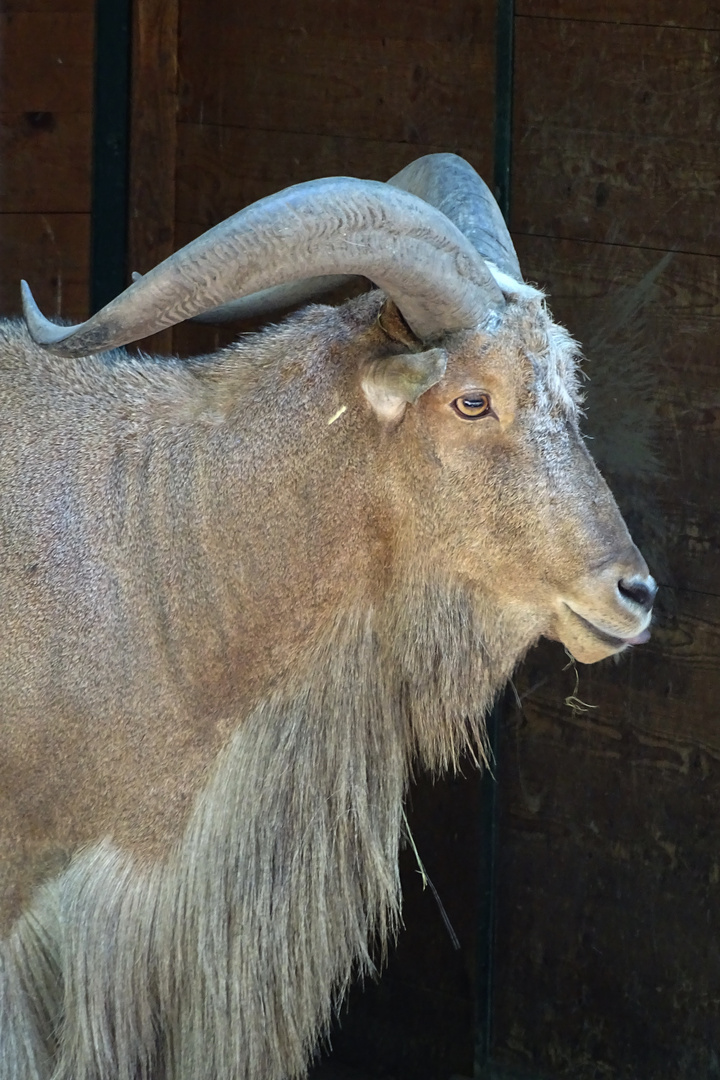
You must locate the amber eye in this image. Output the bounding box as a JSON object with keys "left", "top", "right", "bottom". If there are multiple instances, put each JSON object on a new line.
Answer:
{"left": 451, "top": 392, "right": 493, "bottom": 419}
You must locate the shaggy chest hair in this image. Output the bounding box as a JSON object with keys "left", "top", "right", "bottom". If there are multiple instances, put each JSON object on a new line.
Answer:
{"left": 2, "top": 575, "right": 525, "bottom": 1080}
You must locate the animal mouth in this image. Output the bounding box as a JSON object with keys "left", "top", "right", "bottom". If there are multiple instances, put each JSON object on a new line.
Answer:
{"left": 565, "top": 606, "right": 651, "bottom": 651}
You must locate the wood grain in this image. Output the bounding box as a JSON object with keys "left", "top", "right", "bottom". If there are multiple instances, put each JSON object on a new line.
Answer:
{"left": 516, "top": 1, "right": 720, "bottom": 29}
{"left": 0, "top": 212, "right": 89, "bottom": 318}
{"left": 181, "top": 0, "right": 495, "bottom": 42}
{"left": 493, "top": 619, "right": 720, "bottom": 1078}
{"left": 0, "top": 112, "right": 91, "bottom": 213}
{"left": 0, "top": 10, "right": 94, "bottom": 223}
{"left": 0, "top": 10, "right": 93, "bottom": 320}
{"left": 178, "top": 21, "right": 495, "bottom": 149}
{"left": 128, "top": 0, "right": 178, "bottom": 274}
{"left": 0, "top": 13, "right": 93, "bottom": 118}
{"left": 127, "top": 0, "right": 179, "bottom": 355}
{"left": 512, "top": 17, "right": 720, "bottom": 254}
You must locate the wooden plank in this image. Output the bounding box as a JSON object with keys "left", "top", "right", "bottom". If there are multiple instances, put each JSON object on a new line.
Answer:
{"left": 624, "top": 487, "right": 720, "bottom": 600}
{"left": 0, "top": 112, "right": 91, "bottom": 213}
{"left": 512, "top": 18, "right": 718, "bottom": 139}
{"left": 653, "top": 500, "right": 720, "bottom": 595}
{"left": 2, "top": 0, "right": 92, "bottom": 11}
{"left": 0, "top": 13, "right": 93, "bottom": 118}
{"left": 127, "top": 0, "right": 179, "bottom": 356}
{"left": 512, "top": 17, "right": 720, "bottom": 254}
{"left": 181, "top": 0, "right": 495, "bottom": 50}
{"left": 128, "top": 0, "right": 178, "bottom": 274}
{"left": 174, "top": 123, "right": 494, "bottom": 230}
{"left": 178, "top": 24, "right": 495, "bottom": 149}
{"left": 0, "top": 213, "right": 89, "bottom": 318}
{"left": 0, "top": 12, "right": 93, "bottom": 324}
{"left": 515, "top": 1, "right": 720, "bottom": 29}
{"left": 514, "top": 126, "right": 719, "bottom": 258}
{"left": 513, "top": 235, "right": 720, "bottom": 331}
{"left": 169, "top": 0, "right": 497, "bottom": 367}
{"left": 493, "top": 612, "right": 720, "bottom": 1078}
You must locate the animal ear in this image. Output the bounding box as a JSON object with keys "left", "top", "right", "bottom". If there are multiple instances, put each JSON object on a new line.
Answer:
{"left": 377, "top": 298, "right": 422, "bottom": 349}
{"left": 362, "top": 347, "right": 447, "bottom": 421}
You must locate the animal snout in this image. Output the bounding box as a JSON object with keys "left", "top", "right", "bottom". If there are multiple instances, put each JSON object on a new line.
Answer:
{"left": 557, "top": 556, "right": 657, "bottom": 663}
{"left": 618, "top": 574, "right": 657, "bottom": 613}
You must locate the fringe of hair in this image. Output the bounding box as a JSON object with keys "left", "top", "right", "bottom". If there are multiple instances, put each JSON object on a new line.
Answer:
{"left": 1, "top": 577, "right": 523, "bottom": 1080}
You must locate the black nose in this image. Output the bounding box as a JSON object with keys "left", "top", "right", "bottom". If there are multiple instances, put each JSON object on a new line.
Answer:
{"left": 618, "top": 576, "right": 657, "bottom": 612}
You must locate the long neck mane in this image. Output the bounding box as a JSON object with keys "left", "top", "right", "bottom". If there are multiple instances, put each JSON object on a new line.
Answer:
{"left": 5, "top": 576, "right": 516, "bottom": 1080}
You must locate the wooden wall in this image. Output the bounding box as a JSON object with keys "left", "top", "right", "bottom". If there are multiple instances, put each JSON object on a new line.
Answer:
{"left": 0, "top": 0, "right": 93, "bottom": 319}
{"left": 491, "top": 5, "right": 720, "bottom": 1078}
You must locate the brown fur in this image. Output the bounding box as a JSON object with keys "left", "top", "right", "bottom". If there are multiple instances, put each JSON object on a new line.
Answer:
{"left": 0, "top": 290, "right": 650, "bottom": 1079}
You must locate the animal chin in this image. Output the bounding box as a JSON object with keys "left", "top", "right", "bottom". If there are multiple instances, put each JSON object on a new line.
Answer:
{"left": 559, "top": 605, "right": 651, "bottom": 664}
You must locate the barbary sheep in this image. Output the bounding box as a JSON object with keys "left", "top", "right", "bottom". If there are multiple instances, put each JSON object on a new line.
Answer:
{"left": 0, "top": 154, "right": 655, "bottom": 1080}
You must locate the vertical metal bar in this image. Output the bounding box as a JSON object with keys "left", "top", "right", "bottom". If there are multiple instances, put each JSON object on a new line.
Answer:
{"left": 475, "top": 2, "right": 515, "bottom": 1076}
{"left": 90, "top": 0, "right": 132, "bottom": 313}
{"left": 473, "top": 699, "right": 502, "bottom": 1078}
{"left": 493, "top": 0, "right": 515, "bottom": 223}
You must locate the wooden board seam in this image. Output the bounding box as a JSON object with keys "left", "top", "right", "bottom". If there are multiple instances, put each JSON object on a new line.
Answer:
{"left": 515, "top": 13, "right": 720, "bottom": 33}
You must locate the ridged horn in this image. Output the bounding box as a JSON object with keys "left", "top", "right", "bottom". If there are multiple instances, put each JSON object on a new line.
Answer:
{"left": 387, "top": 153, "right": 522, "bottom": 282}
{"left": 22, "top": 177, "right": 504, "bottom": 358}
{"left": 190, "top": 154, "right": 522, "bottom": 327}
{"left": 188, "top": 275, "right": 366, "bottom": 325}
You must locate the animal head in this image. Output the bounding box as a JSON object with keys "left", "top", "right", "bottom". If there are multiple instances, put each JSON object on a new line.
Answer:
{"left": 22, "top": 154, "right": 655, "bottom": 668}
{"left": 357, "top": 301, "right": 653, "bottom": 668}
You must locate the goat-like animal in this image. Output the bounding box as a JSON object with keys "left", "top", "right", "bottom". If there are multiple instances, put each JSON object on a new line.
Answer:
{"left": 0, "top": 155, "right": 655, "bottom": 1080}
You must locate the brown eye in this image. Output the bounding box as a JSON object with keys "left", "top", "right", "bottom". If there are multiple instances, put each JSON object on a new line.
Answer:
{"left": 452, "top": 392, "right": 493, "bottom": 419}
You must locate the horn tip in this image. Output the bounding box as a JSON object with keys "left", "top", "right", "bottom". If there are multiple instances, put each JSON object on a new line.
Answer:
{"left": 21, "top": 281, "right": 74, "bottom": 347}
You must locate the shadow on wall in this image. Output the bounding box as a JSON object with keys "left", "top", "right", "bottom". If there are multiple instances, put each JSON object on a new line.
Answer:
{"left": 578, "top": 252, "right": 673, "bottom": 602}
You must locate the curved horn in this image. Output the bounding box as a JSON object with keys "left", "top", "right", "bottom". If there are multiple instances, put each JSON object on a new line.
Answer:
{"left": 387, "top": 154, "right": 522, "bottom": 282}
{"left": 22, "top": 178, "right": 504, "bottom": 358}
{"left": 190, "top": 154, "right": 522, "bottom": 327}
{"left": 130, "top": 271, "right": 367, "bottom": 326}
{"left": 188, "top": 274, "right": 366, "bottom": 325}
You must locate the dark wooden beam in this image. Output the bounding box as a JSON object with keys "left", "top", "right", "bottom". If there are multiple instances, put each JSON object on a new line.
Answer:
{"left": 90, "top": 0, "right": 131, "bottom": 312}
